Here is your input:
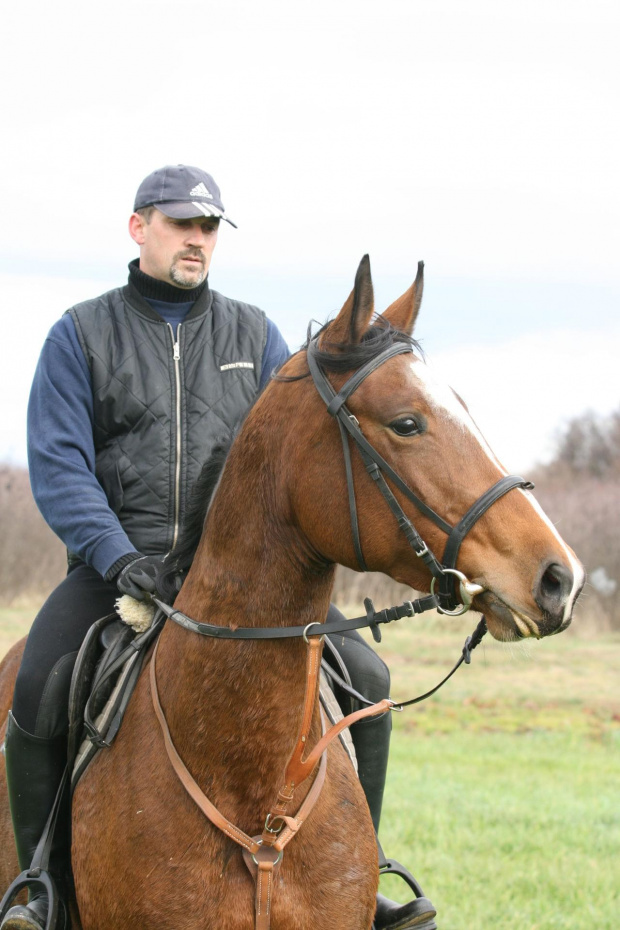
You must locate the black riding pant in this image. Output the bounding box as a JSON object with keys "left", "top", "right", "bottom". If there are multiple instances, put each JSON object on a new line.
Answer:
{"left": 12, "top": 563, "right": 119, "bottom": 738}
{"left": 13, "top": 564, "right": 391, "bottom": 828}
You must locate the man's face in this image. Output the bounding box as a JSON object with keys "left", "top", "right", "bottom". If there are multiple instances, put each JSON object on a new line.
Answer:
{"left": 129, "top": 209, "right": 219, "bottom": 288}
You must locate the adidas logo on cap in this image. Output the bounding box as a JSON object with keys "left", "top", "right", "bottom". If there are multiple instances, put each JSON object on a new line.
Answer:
{"left": 189, "top": 181, "right": 214, "bottom": 200}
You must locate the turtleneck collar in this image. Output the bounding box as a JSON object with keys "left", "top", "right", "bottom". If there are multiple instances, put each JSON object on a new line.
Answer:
{"left": 128, "top": 258, "right": 208, "bottom": 304}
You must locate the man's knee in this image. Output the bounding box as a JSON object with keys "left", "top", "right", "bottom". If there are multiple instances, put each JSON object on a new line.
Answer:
{"left": 325, "top": 602, "right": 391, "bottom": 701}
{"left": 341, "top": 637, "right": 389, "bottom": 701}
{"left": 13, "top": 650, "right": 78, "bottom": 739}
{"left": 327, "top": 634, "right": 390, "bottom": 702}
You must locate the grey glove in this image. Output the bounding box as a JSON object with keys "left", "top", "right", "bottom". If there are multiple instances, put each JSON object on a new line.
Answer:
{"left": 116, "top": 554, "right": 166, "bottom": 601}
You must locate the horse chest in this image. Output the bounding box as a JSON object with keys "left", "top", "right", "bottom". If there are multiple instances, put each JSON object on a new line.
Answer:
{"left": 71, "top": 682, "right": 378, "bottom": 930}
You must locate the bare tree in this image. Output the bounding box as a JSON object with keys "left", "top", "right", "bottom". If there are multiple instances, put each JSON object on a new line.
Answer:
{"left": 0, "top": 466, "right": 65, "bottom": 605}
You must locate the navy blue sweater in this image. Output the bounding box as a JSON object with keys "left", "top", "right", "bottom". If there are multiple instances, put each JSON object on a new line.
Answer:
{"left": 27, "top": 272, "right": 289, "bottom": 577}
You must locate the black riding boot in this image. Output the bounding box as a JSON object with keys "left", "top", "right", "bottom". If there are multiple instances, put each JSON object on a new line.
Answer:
{"left": 1, "top": 712, "right": 69, "bottom": 930}
{"left": 350, "top": 713, "right": 437, "bottom": 930}
{"left": 324, "top": 616, "right": 437, "bottom": 930}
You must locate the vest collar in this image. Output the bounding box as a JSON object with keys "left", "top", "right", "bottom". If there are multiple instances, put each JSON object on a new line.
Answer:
{"left": 128, "top": 259, "right": 209, "bottom": 304}
{"left": 123, "top": 275, "right": 214, "bottom": 323}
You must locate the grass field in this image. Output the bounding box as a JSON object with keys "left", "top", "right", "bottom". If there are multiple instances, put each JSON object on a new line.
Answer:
{"left": 363, "top": 616, "right": 620, "bottom": 929}
{"left": 1, "top": 606, "right": 619, "bottom": 929}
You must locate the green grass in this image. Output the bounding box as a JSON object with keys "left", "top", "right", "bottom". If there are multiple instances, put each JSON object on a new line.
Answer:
{"left": 362, "top": 616, "right": 620, "bottom": 929}
{"left": 2, "top": 607, "right": 619, "bottom": 928}
{"left": 380, "top": 729, "right": 619, "bottom": 929}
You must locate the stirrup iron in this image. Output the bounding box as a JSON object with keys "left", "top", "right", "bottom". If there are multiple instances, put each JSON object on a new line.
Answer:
{"left": 0, "top": 870, "right": 61, "bottom": 930}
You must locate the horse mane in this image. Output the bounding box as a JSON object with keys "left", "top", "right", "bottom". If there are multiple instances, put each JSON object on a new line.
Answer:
{"left": 158, "top": 315, "right": 422, "bottom": 601}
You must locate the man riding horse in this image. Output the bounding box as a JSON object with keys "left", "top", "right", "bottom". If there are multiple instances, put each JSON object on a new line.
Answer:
{"left": 2, "top": 165, "right": 430, "bottom": 930}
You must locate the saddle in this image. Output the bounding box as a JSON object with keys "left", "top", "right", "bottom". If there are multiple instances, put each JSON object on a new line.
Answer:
{"left": 67, "top": 610, "right": 164, "bottom": 789}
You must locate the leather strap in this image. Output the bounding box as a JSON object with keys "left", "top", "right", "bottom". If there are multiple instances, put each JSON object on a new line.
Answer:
{"left": 150, "top": 641, "right": 261, "bottom": 855}
{"left": 307, "top": 342, "right": 453, "bottom": 536}
{"left": 307, "top": 335, "right": 534, "bottom": 611}
{"left": 152, "top": 594, "right": 438, "bottom": 640}
{"left": 150, "top": 638, "right": 331, "bottom": 930}
{"left": 273, "top": 748, "right": 327, "bottom": 851}
{"left": 324, "top": 343, "right": 412, "bottom": 417}
{"left": 438, "top": 475, "right": 533, "bottom": 608}
{"left": 261, "top": 637, "right": 394, "bottom": 840}
{"left": 149, "top": 633, "right": 393, "bottom": 929}
{"left": 339, "top": 418, "right": 368, "bottom": 571}
{"left": 241, "top": 841, "right": 282, "bottom": 930}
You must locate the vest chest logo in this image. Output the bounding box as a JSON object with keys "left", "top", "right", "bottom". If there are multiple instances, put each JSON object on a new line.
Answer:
{"left": 220, "top": 361, "right": 255, "bottom": 371}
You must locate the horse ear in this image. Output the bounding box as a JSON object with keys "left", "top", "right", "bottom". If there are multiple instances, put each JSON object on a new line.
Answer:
{"left": 381, "top": 261, "right": 424, "bottom": 335}
{"left": 322, "top": 255, "right": 375, "bottom": 347}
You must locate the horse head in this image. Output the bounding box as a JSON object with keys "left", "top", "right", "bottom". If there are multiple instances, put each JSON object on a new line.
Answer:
{"left": 274, "top": 256, "right": 584, "bottom": 642}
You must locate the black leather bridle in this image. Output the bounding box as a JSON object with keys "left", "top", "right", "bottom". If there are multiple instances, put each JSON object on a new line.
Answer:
{"left": 147, "top": 333, "right": 536, "bottom": 705}
{"left": 306, "top": 335, "right": 534, "bottom": 614}
{"left": 153, "top": 333, "right": 533, "bottom": 639}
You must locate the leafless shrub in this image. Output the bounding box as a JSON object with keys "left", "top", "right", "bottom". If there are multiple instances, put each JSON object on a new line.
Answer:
{"left": 548, "top": 409, "right": 620, "bottom": 480}
{"left": 0, "top": 465, "right": 65, "bottom": 606}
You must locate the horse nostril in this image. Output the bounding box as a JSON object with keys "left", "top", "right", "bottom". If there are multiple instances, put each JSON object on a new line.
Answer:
{"left": 536, "top": 562, "right": 573, "bottom": 614}
{"left": 541, "top": 566, "right": 562, "bottom": 599}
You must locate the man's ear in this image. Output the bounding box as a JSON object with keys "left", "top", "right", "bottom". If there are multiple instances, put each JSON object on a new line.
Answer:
{"left": 128, "top": 212, "right": 147, "bottom": 246}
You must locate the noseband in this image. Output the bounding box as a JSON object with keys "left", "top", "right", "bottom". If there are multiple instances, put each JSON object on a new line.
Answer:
{"left": 306, "top": 335, "right": 533, "bottom": 614}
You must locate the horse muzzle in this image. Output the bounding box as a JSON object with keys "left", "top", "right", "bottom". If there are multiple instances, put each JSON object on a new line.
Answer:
{"left": 534, "top": 560, "right": 583, "bottom": 630}
{"left": 477, "top": 566, "right": 584, "bottom": 641}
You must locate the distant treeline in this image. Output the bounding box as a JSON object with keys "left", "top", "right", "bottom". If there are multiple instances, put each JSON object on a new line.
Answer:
{"left": 2, "top": 407, "right": 619, "bottom": 629}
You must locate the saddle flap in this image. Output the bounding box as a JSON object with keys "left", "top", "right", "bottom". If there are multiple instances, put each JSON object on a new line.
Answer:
{"left": 67, "top": 613, "right": 120, "bottom": 763}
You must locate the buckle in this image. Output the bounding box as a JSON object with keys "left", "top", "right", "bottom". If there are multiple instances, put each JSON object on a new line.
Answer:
{"left": 264, "top": 813, "right": 285, "bottom": 835}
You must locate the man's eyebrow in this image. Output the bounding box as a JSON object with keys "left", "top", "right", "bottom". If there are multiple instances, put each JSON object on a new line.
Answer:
{"left": 169, "top": 216, "right": 219, "bottom": 226}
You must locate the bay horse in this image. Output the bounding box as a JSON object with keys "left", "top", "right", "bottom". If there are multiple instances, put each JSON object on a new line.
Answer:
{"left": 0, "top": 257, "right": 584, "bottom": 929}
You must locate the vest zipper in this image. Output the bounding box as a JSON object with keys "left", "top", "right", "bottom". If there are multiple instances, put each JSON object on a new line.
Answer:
{"left": 168, "top": 323, "right": 182, "bottom": 549}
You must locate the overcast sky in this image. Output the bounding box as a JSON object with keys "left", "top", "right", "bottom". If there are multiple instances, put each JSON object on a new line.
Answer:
{"left": 1, "top": 0, "right": 618, "bottom": 472}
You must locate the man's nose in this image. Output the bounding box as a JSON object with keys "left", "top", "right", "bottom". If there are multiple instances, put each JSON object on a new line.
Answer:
{"left": 185, "top": 225, "right": 207, "bottom": 246}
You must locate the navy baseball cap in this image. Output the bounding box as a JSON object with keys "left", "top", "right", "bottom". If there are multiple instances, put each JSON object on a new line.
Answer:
{"left": 134, "top": 164, "right": 237, "bottom": 227}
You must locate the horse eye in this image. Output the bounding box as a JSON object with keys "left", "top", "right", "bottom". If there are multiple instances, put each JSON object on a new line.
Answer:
{"left": 390, "top": 417, "right": 420, "bottom": 437}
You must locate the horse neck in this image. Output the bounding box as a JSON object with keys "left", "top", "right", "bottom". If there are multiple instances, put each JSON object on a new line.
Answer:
{"left": 153, "top": 421, "right": 336, "bottom": 817}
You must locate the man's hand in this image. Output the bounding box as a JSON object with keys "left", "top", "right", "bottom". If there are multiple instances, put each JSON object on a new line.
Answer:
{"left": 116, "top": 554, "right": 166, "bottom": 601}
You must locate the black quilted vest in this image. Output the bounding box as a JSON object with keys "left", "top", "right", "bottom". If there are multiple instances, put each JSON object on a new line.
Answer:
{"left": 69, "top": 281, "right": 266, "bottom": 554}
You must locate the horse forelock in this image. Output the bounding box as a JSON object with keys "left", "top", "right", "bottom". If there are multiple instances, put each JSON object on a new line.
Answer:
{"left": 304, "top": 316, "right": 423, "bottom": 375}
